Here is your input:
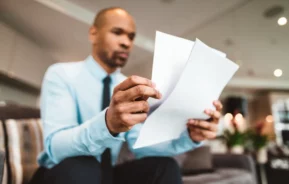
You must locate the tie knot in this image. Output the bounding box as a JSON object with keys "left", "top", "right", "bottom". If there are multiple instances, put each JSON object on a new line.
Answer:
{"left": 103, "top": 75, "right": 111, "bottom": 84}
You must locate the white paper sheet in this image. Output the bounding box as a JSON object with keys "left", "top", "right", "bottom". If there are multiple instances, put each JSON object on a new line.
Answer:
{"left": 148, "top": 31, "right": 226, "bottom": 109}
{"left": 133, "top": 32, "right": 239, "bottom": 149}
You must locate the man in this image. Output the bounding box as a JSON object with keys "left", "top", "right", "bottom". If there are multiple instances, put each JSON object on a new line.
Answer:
{"left": 31, "top": 7, "right": 222, "bottom": 184}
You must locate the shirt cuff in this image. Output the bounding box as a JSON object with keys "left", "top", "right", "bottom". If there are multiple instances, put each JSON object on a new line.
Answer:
{"left": 180, "top": 129, "right": 203, "bottom": 148}
{"left": 84, "top": 109, "right": 125, "bottom": 153}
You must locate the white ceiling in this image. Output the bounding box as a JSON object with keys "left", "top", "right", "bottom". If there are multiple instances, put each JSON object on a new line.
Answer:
{"left": 0, "top": 0, "right": 289, "bottom": 90}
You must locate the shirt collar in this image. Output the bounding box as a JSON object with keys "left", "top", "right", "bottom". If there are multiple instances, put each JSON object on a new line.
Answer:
{"left": 84, "top": 55, "right": 121, "bottom": 84}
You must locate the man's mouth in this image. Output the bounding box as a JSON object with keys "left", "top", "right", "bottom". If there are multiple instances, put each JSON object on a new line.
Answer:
{"left": 116, "top": 52, "right": 129, "bottom": 59}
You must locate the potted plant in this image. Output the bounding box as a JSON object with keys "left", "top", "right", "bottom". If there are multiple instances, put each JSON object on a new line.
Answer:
{"left": 247, "top": 122, "right": 269, "bottom": 164}
{"left": 223, "top": 117, "right": 247, "bottom": 154}
{"left": 224, "top": 130, "right": 246, "bottom": 154}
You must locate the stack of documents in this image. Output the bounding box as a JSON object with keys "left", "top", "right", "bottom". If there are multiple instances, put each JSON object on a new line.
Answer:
{"left": 133, "top": 31, "right": 239, "bottom": 149}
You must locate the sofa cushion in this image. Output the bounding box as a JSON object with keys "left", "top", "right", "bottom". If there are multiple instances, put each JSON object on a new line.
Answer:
{"left": 182, "top": 168, "right": 255, "bottom": 184}
{"left": 3, "top": 119, "right": 43, "bottom": 184}
{"left": 174, "top": 146, "right": 214, "bottom": 175}
{"left": 0, "top": 121, "right": 7, "bottom": 184}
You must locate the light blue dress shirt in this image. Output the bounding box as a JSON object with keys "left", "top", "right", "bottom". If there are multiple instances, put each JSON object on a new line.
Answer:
{"left": 38, "top": 55, "right": 201, "bottom": 168}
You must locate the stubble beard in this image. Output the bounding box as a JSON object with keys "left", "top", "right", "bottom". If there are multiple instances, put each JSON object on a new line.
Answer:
{"left": 99, "top": 50, "right": 127, "bottom": 68}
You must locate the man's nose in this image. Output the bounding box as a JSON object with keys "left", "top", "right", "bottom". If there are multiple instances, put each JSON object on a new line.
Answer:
{"left": 120, "top": 36, "right": 132, "bottom": 50}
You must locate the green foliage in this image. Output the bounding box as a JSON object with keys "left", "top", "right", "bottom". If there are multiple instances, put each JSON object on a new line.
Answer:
{"left": 223, "top": 129, "right": 247, "bottom": 148}
{"left": 246, "top": 130, "right": 269, "bottom": 150}
{"left": 223, "top": 129, "right": 269, "bottom": 150}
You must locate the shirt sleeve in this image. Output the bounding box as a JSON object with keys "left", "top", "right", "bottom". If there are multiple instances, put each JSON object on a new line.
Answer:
{"left": 41, "top": 65, "right": 124, "bottom": 164}
{"left": 125, "top": 123, "right": 202, "bottom": 158}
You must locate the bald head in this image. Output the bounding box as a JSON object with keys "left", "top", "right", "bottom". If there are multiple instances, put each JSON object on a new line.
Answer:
{"left": 93, "top": 7, "right": 133, "bottom": 28}
{"left": 89, "top": 7, "right": 136, "bottom": 73}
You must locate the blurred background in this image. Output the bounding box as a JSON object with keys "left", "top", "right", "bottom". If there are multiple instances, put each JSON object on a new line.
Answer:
{"left": 0, "top": 0, "right": 289, "bottom": 184}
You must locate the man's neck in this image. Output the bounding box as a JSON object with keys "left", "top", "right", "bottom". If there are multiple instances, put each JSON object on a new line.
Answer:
{"left": 91, "top": 54, "right": 117, "bottom": 74}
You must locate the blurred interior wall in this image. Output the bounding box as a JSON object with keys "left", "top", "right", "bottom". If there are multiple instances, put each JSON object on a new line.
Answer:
{"left": 0, "top": 20, "right": 53, "bottom": 87}
{"left": 0, "top": 20, "right": 52, "bottom": 107}
{"left": 0, "top": 82, "right": 38, "bottom": 107}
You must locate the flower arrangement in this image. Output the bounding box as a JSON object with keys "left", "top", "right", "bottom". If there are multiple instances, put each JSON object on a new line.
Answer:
{"left": 223, "top": 113, "right": 247, "bottom": 153}
{"left": 222, "top": 116, "right": 270, "bottom": 162}
{"left": 246, "top": 121, "right": 270, "bottom": 163}
{"left": 223, "top": 120, "right": 246, "bottom": 148}
{"left": 246, "top": 121, "right": 269, "bottom": 151}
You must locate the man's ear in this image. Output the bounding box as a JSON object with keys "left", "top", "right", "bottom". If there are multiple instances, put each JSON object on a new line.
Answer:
{"left": 89, "top": 26, "right": 98, "bottom": 44}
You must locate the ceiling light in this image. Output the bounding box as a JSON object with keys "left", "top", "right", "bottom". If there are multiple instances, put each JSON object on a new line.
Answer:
{"left": 274, "top": 69, "right": 283, "bottom": 77}
{"left": 278, "top": 17, "right": 287, "bottom": 26}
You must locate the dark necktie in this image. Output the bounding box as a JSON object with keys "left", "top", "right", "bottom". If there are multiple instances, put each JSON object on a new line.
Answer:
{"left": 102, "top": 75, "right": 111, "bottom": 110}
{"left": 101, "top": 75, "right": 113, "bottom": 184}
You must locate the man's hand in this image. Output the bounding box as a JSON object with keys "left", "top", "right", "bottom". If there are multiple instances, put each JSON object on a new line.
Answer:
{"left": 106, "top": 75, "right": 161, "bottom": 134}
{"left": 187, "top": 100, "right": 222, "bottom": 142}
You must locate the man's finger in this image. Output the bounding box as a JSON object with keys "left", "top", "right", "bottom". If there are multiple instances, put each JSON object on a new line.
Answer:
{"left": 204, "top": 110, "right": 221, "bottom": 124}
{"left": 118, "top": 85, "right": 161, "bottom": 101}
{"left": 188, "top": 128, "right": 205, "bottom": 141}
{"left": 213, "top": 100, "right": 223, "bottom": 111}
{"left": 115, "top": 101, "right": 150, "bottom": 114}
{"left": 114, "top": 75, "right": 155, "bottom": 93}
{"left": 188, "top": 120, "right": 217, "bottom": 132}
{"left": 121, "top": 113, "right": 148, "bottom": 127}
{"left": 191, "top": 126, "right": 217, "bottom": 139}
{"left": 188, "top": 127, "right": 206, "bottom": 139}
{"left": 212, "top": 110, "right": 221, "bottom": 123}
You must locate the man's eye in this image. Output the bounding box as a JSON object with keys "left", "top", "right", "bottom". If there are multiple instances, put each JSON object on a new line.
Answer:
{"left": 112, "top": 30, "right": 122, "bottom": 35}
{"left": 128, "top": 34, "right": 135, "bottom": 41}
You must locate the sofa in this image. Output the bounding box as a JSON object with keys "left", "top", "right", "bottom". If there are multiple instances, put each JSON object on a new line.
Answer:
{"left": 0, "top": 102, "right": 257, "bottom": 184}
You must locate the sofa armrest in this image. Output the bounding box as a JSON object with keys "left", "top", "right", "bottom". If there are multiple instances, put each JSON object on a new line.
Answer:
{"left": 213, "top": 154, "right": 257, "bottom": 182}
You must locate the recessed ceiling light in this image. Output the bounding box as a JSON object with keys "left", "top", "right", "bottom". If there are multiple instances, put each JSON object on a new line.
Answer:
{"left": 274, "top": 69, "right": 283, "bottom": 77}
{"left": 278, "top": 17, "right": 287, "bottom": 26}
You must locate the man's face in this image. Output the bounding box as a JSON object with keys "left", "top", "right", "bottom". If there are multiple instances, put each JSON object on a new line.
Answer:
{"left": 90, "top": 10, "right": 136, "bottom": 68}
